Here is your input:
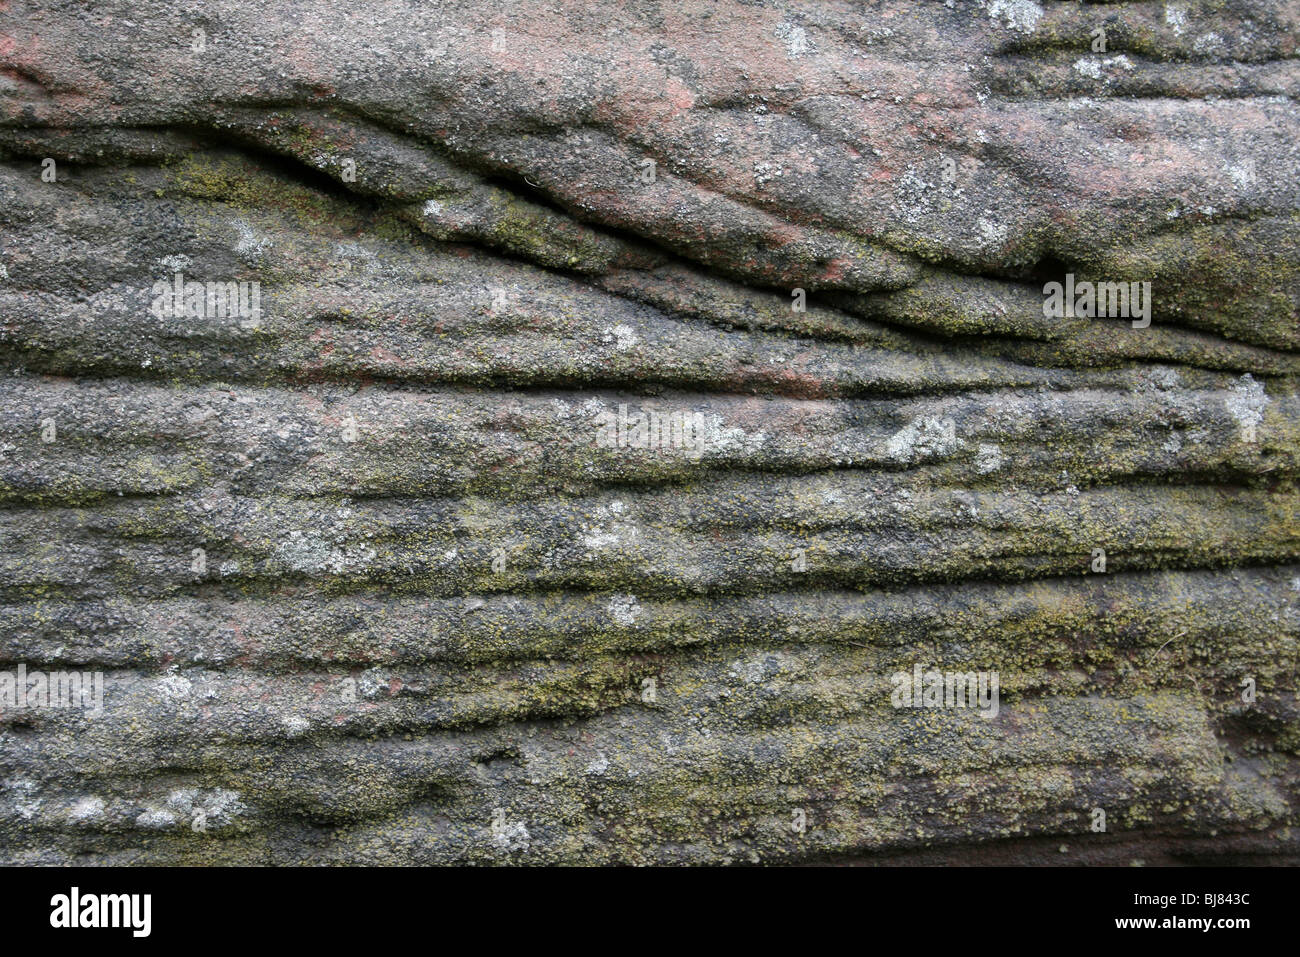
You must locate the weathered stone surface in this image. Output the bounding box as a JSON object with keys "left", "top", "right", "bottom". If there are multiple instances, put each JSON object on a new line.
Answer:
{"left": 0, "top": 0, "right": 1297, "bottom": 864}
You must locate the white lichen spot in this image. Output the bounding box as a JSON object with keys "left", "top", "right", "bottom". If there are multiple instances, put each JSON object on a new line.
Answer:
{"left": 600, "top": 323, "right": 640, "bottom": 351}
{"left": 975, "top": 216, "right": 1008, "bottom": 250}
{"left": 729, "top": 652, "right": 787, "bottom": 684}
{"left": 582, "top": 527, "right": 622, "bottom": 550}
{"left": 775, "top": 21, "right": 814, "bottom": 58}
{"left": 422, "top": 198, "right": 445, "bottom": 218}
{"left": 1225, "top": 160, "right": 1257, "bottom": 190}
{"left": 11, "top": 779, "right": 41, "bottom": 820}
{"left": 165, "top": 788, "right": 246, "bottom": 827}
{"left": 976, "top": 443, "right": 1005, "bottom": 473}
{"left": 1076, "top": 55, "right": 1134, "bottom": 81}
{"left": 1138, "top": 366, "right": 1182, "bottom": 393}
{"left": 694, "top": 412, "right": 767, "bottom": 456}
{"left": 135, "top": 809, "right": 177, "bottom": 829}
{"left": 895, "top": 164, "right": 943, "bottom": 225}
{"left": 232, "top": 219, "right": 271, "bottom": 260}
{"left": 608, "top": 593, "right": 642, "bottom": 626}
{"left": 886, "top": 416, "right": 962, "bottom": 464}
{"left": 585, "top": 753, "right": 610, "bottom": 776}
{"left": 275, "top": 529, "right": 376, "bottom": 575}
{"left": 158, "top": 254, "right": 192, "bottom": 272}
{"left": 158, "top": 671, "right": 193, "bottom": 702}
{"left": 206, "top": 789, "right": 247, "bottom": 821}
{"left": 583, "top": 501, "right": 639, "bottom": 553}
{"left": 69, "top": 796, "right": 105, "bottom": 822}
{"left": 357, "top": 667, "right": 391, "bottom": 699}
{"left": 987, "top": 0, "right": 1043, "bottom": 33}
{"left": 1165, "top": 4, "right": 1188, "bottom": 35}
{"left": 1073, "top": 58, "right": 1102, "bottom": 79}
{"left": 1192, "top": 32, "right": 1226, "bottom": 57}
{"left": 281, "top": 714, "right": 311, "bottom": 737}
{"left": 335, "top": 241, "right": 379, "bottom": 272}
{"left": 1225, "top": 374, "right": 1268, "bottom": 436}
{"left": 491, "top": 817, "right": 530, "bottom": 852}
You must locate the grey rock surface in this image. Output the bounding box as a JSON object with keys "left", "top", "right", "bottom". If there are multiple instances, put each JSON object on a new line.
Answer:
{"left": 0, "top": 0, "right": 1298, "bottom": 864}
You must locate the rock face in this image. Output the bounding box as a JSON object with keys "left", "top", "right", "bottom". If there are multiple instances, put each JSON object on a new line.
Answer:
{"left": 0, "top": 0, "right": 1298, "bottom": 864}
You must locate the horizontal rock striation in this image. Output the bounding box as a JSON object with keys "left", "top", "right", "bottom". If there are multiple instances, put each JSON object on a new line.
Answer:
{"left": 0, "top": 0, "right": 1298, "bottom": 864}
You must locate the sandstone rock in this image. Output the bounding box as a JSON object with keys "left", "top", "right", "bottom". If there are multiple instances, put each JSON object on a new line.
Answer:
{"left": 0, "top": 0, "right": 1297, "bottom": 864}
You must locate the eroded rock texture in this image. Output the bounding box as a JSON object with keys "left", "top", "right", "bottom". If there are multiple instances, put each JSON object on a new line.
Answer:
{"left": 0, "top": 0, "right": 1298, "bottom": 864}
